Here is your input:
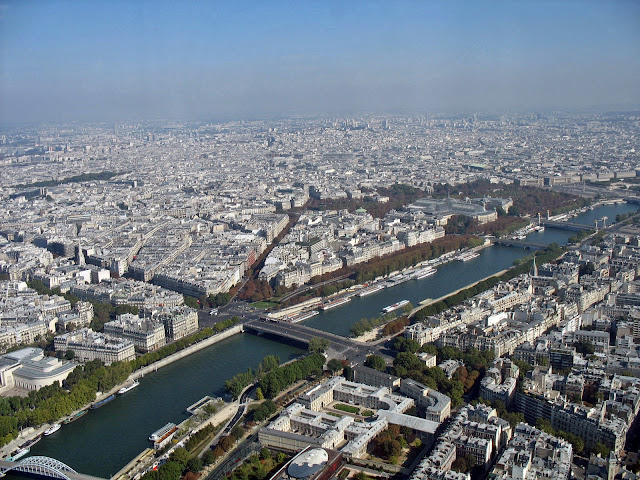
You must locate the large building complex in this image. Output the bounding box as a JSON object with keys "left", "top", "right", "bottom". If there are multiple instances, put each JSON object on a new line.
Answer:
{"left": 54, "top": 328, "right": 136, "bottom": 365}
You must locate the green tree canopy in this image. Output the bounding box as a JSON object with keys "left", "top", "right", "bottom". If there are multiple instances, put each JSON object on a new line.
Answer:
{"left": 364, "top": 355, "right": 387, "bottom": 372}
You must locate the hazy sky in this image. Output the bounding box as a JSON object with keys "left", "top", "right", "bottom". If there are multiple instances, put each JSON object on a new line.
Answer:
{"left": 1, "top": 1, "right": 639, "bottom": 122}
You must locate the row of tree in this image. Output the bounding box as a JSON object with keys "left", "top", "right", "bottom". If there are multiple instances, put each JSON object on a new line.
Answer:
{"left": 258, "top": 353, "right": 325, "bottom": 399}
{"left": 349, "top": 308, "right": 410, "bottom": 337}
{"left": 131, "top": 318, "right": 239, "bottom": 371}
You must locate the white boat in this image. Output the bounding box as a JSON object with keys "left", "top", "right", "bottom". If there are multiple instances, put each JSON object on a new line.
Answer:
{"left": 118, "top": 380, "right": 140, "bottom": 395}
{"left": 287, "top": 310, "right": 319, "bottom": 323}
{"left": 149, "top": 423, "right": 177, "bottom": 442}
{"left": 319, "top": 297, "right": 351, "bottom": 311}
{"left": 456, "top": 252, "right": 480, "bottom": 262}
{"left": 43, "top": 424, "right": 61, "bottom": 436}
{"left": 382, "top": 300, "right": 410, "bottom": 314}
{"left": 416, "top": 267, "right": 437, "bottom": 279}
{"left": 357, "top": 284, "right": 384, "bottom": 297}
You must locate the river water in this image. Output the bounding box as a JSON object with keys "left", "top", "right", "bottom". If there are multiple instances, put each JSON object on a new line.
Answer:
{"left": 18, "top": 202, "right": 637, "bottom": 477}
{"left": 24, "top": 335, "right": 303, "bottom": 477}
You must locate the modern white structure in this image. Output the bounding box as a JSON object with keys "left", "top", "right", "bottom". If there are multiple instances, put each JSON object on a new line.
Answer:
{"left": 0, "top": 348, "right": 76, "bottom": 392}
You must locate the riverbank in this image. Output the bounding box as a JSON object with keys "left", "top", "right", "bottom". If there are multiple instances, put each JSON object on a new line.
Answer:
{"left": 412, "top": 268, "right": 510, "bottom": 313}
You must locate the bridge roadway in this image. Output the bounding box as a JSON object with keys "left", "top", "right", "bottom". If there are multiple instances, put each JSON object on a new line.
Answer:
{"left": 492, "top": 238, "right": 548, "bottom": 249}
{"left": 541, "top": 220, "right": 594, "bottom": 231}
{"left": 0, "top": 458, "right": 107, "bottom": 480}
{"left": 244, "top": 319, "right": 369, "bottom": 354}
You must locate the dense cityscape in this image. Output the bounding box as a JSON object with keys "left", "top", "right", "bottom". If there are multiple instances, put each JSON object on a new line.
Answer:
{"left": 0, "top": 112, "right": 638, "bottom": 480}
{"left": 1, "top": 1, "right": 640, "bottom": 480}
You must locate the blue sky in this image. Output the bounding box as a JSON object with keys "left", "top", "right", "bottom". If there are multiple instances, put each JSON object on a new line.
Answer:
{"left": 1, "top": 1, "right": 639, "bottom": 122}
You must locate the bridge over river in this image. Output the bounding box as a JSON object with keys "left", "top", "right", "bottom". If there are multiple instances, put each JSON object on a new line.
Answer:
{"left": 0, "top": 457, "right": 106, "bottom": 480}
{"left": 541, "top": 220, "right": 595, "bottom": 231}
{"left": 492, "top": 238, "right": 548, "bottom": 249}
{"left": 244, "top": 319, "right": 368, "bottom": 353}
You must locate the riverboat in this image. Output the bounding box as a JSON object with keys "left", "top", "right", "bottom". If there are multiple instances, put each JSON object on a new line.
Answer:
{"left": 9, "top": 448, "right": 30, "bottom": 461}
{"left": 456, "top": 251, "right": 480, "bottom": 262}
{"left": 382, "top": 300, "right": 410, "bottom": 314}
{"left": 20, "top": 436, "right": 41, "bottom": 450}
{"left": 43, "top": 424, "right": 61, "bottom": 436}
{"left": 416, "top": 267, "right": 437, "bottom": 279}
{"left": 90, "top": 394, "right": 116, "bottom": 410}
{"left": 118, "top": 380, "right": 140, "bottom": 395}
{"left": 319, "top": 297, "right": 351, "bottom": 311}
{"left": 386, "top": 273, "right": 411, "bottom": 286}
{"left": 149, "top": 423, "right": 177, "bottom": 442}
{"left": 357, "top": 284, "right": 384, "bottom": 297}
{"left": 287, "top": 310, "right": 319, "bottom": 323}
{"left": 63, "top": 409, "right": 88, "bottom": 424}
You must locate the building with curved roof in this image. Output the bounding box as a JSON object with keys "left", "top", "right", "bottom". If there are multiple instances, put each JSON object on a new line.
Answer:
{"left": 0, "top": 347, "right": 76, "bottom": 392}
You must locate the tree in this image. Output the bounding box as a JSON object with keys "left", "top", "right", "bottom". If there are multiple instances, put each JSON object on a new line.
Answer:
{"left": 342, "top": 365, "right": 354, "bottom": 381}
{"left": 157, "top": 461, "right": 183, "bottom": 480}
{"left": 575, "top": 340, "right": 595, "bottom": 355}
{"left": 364, "top": 355, "right": 387, "bottom": 372}
{"left": 393, "top": 352, "right": 422, "bottom": 371}
{"left": 230, "top": 424, "right": 245, "bottom": 440}
{"left": 186, "top": 457, "right": 203, "bottom": 473}
{"left": 592, "top": 442, "right": 610, "bottom": 457}
{"left": 451, "top": 457, "right": 468, "bottom": 473}
{"left": 169, "top": 447, "right": 190, "bottom": 467}
{"left": 308, "top": 337, "right": 329, "bottom": 354}
{"left": 259, "top": 355, "right": 280, "bottom": 374}
{"left": 183, "top": 296, "right": 199, "bottom": 309}
{"left": 255, "top": 387, "right": 264, "bottom": 400}
{"left": 64, "top": 350, "right": 75, "bottom": 360}
{"left": 536, "top": 418, "right": 555, "bottom": 435}
{"left": 327, "top": 359, "right": 343, "bottom": 375}
{"left": 202, "top": 449, "right": 216, "bottom": 466}
{"left": 260, "top": 447, "right": 271, "bottom": 460}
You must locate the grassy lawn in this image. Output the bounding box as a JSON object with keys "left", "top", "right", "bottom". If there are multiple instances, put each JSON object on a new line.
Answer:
{"left": 249, "top": 301, "right": 278, "bottom": 309}
{"left": 334, "top": 403, "right": 360, "bottom": 414}
{"left": 361, "top": 410, "right": 374, "bottom": 417}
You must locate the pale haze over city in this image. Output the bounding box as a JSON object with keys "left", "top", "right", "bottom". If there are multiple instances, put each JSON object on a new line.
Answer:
{"left": 1, "top": 1, "right": 640, "bottom": 122}
{"left": 1, "top": 2, "right": 640, "bottom": 480}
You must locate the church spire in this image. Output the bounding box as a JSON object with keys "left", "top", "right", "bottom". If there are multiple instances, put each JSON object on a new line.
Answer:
{"left": 531, "top": 254, "right": 538, "bottom": 277}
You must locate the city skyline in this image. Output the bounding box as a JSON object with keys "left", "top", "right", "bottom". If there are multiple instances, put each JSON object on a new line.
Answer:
{"left": 1, "top": 0, "right": 639, "bottom": 123}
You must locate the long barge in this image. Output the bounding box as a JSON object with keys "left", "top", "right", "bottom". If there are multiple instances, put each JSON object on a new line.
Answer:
{"left": 64, "top": 409, "right": 88, "bottom": 424}
{"left": 9, "top": 447, "right": 30, "bottom": 461}
{"left": 149, "top": 422, "right": 177, "bottom": 442}
{"left": 91, "top": 394, "right": 116, "bottom": 410}
{"left": 287, "top": 310, "right": 320, "bottom": 323}
{"left": 415, "top": 267, "right": 437, "bottom": 279}
{"left": 319, "top": 297, "right": 351, "bottom": 311}
{"left": 382, "top": 299, "right": 410, "bottom": 314}
{"left": 456, "top": 251, "right": 480, "bottom": 262}
{"left": 357, "top": 284, "right": 384, "bottom": 297}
